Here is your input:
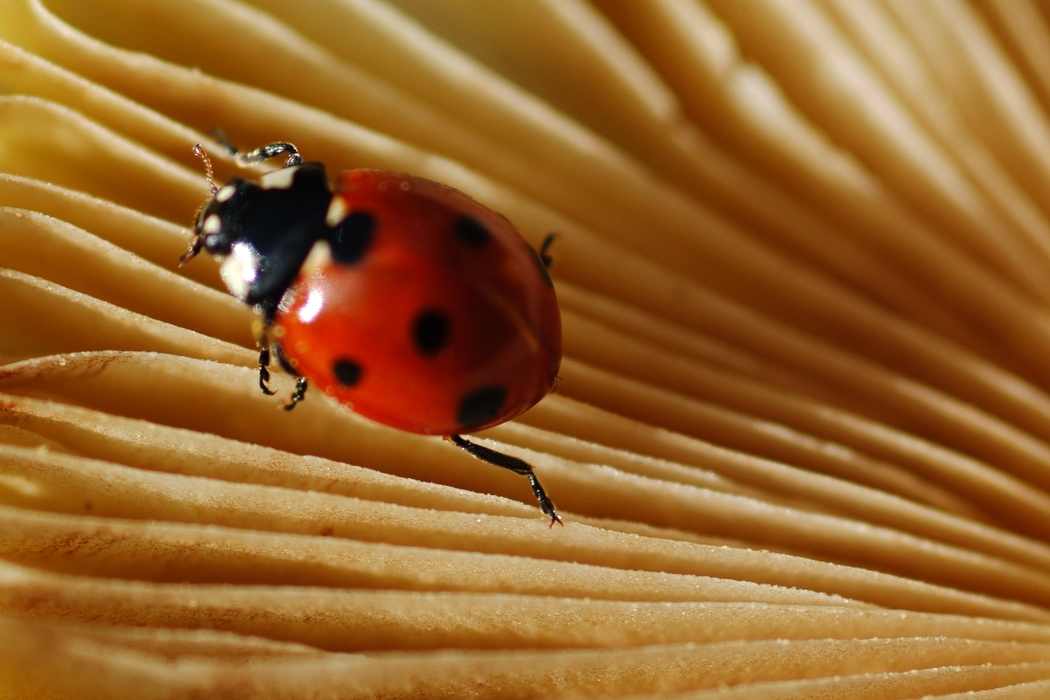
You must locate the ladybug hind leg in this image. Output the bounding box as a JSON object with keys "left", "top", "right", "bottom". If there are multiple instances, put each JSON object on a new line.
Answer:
{"left": 446, "top": 435, "right": 562, "bottom": 526}
{"left": 538, "top": 233, "right": 557, "bottom": 268}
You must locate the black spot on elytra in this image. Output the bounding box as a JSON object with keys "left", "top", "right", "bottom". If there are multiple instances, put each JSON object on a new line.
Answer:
{"left": 333, "top": 359, "right": 362, "bottom": 386}
{"left": 329, "top": 210, "right": 375, "bottom": 264}
{"left": 457, "top": 385, "right": 507, "bottom": 429}
{"left": 454, "top": 215, "right": 491, "bottom": 247}
{"left": 412, "top": 309, "right": 450, "bottom": 355}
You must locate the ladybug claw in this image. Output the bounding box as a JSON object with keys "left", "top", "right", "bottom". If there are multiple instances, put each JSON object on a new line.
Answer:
{"left": 281, "top": 377, "right": 309, "bottom": 411}
{"left": 530, "top": 473, "right": 563, "bottom": 527}
{"left": 447, "top": 434, "right": 561, "bottom": 525}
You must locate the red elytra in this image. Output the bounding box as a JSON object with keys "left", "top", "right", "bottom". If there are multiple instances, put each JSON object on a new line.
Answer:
{"left": 275, "top": 169, "right": 562, "bottom": 435}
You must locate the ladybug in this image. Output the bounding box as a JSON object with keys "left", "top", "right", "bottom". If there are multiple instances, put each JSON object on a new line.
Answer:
{"left": 180, "top": 141, "right": 563, "bottom": 524}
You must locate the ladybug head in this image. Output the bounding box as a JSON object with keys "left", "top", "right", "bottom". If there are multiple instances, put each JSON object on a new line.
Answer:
{"left": 194, "top": 180, "right": 251, "bottom": 255}
{"left": 182, "top": 145, "right": 334, "bottom": 312}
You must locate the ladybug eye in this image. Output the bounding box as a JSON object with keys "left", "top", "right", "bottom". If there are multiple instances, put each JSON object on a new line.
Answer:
{"left": 456, "top": 385, "right": 507, "bottom": 429}
{"left": 412, "top": 309, "right": 450, "bottom": 355}
{"left": 453, "top": 215, "right": 491, "bottom": 247}
{"left": 332, "top": 359, "right": 362, "bottom": 386}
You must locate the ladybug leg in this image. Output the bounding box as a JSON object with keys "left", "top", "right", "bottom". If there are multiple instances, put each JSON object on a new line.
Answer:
{"left": 274, "top": 342, "right": 309, "bottom": 411}
{"left": 257, "top": 342, "right": 277, "bottom": 396}
{"left": 210, "top": 134, "right": 304, "bottom": 168}
{"left": 445, "top": 435, "right": 562, "bottom": 526}
{"left": 234, "top": 142, "right": 303, "bottom": 168}
{"left": 538, "top": 233, "right": 557, "bottom": 268}
{"left": 208, "top": 129, "right": 237, "bottom": 156}
{"left": 254, "top": 318, "right": 282, "bottom": 397}
{"left": 258, "top": 334, "right": 310, "bottom": 408}
{"left": 205, "top": 132, "right": 303, "bottom": 167}
{"left": 283, "top": 378, "right": 309, "bottom": 411}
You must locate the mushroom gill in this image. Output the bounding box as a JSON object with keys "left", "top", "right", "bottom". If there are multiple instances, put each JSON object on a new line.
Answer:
{"left": 3, "top": 1, "right": 1050, "bottom": 698}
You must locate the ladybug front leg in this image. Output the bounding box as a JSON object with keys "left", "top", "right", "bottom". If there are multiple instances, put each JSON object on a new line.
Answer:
{"left": 257, "top": 333, "right": 278, "bottom": 397}
{"left": 445, "top": 435, "right": 562, "bottom": 526}
{"left": 209, "top": 132, "right": 304, "bottom": 169}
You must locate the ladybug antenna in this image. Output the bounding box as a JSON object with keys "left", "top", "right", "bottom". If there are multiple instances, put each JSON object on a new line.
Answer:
{"left": 193, "top": 143, "right": 218, "bottom": 195}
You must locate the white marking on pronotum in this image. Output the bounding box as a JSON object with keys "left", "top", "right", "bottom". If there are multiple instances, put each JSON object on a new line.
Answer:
{"left": 258, "top": 166, "right": 298, "bottom": 190}
{"left": 219, "top": 241, "right": 262, "bottom": 301}
{"left": 215, "top": 184, "right": 237, "bottom": 202}
{"left": 301, "top": 239, "right": 333, "bottom": 276}
{"left": 325, "top": 196, "right": 349, "bottom": 227}
{"left": 202, "top": 214, "right": 222, "bottom": 235}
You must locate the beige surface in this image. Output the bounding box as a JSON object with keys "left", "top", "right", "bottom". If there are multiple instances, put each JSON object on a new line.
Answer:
{"left": 3, "top": 0, "right": 1050, "bottom": 697}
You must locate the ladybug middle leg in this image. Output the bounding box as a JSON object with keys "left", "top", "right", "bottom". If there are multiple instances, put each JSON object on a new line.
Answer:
{"left": 446, "top": 435, "right": 562, "bottom": 526}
